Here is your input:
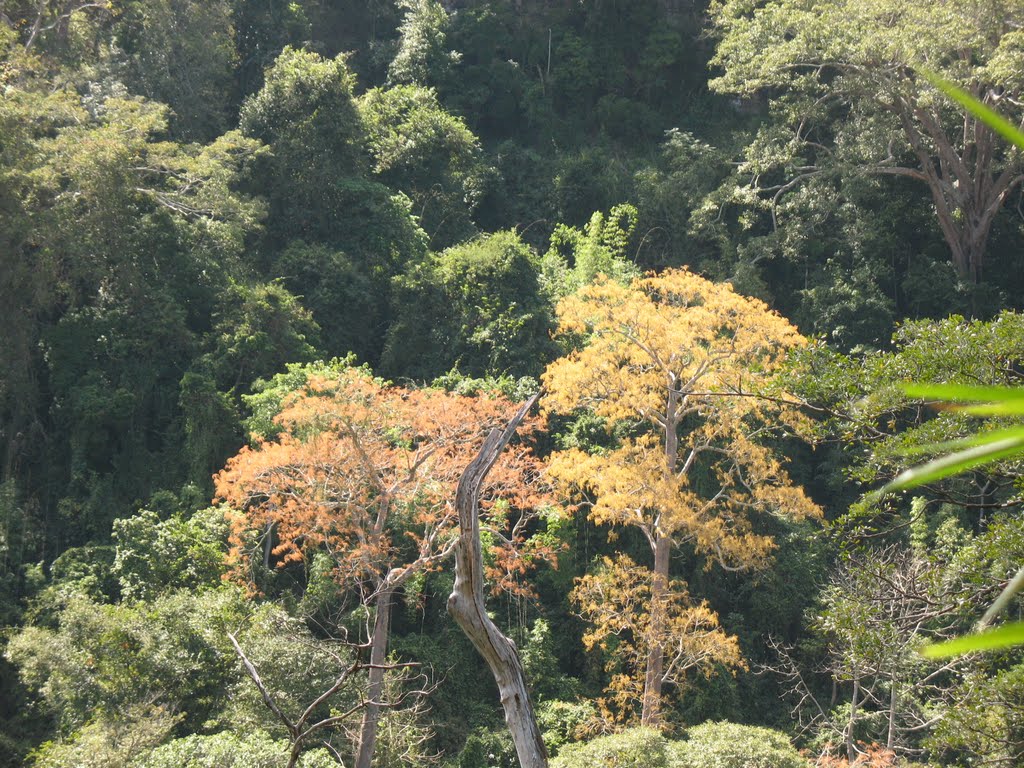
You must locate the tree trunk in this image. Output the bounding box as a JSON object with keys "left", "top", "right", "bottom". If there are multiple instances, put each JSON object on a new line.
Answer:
{"left": 886, "top": 680, "right": 898, "bottom": 752}
{"left": 641, "top": 536, "right": 671, "bottom": 727}
{"left": 895, "top": 99, "right": 1024, "bottom": 286}
{"left": 847, "top": 673, "right": 860, "bottom": 763}
{"left": 641, "top": 386, "right": 680, "bottom": 726}
{"left": 355, "top": 587, "right": 393, "bottom": 768}
{"left": 448, "top": 393, "right": 548, "bottom": 768}
{"left": 262, "top": 522, "right": 273, "bottom": 570}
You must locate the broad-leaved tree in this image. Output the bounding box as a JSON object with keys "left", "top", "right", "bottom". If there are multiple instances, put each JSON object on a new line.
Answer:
{"left": 543, "top": 268, "right": 822, "bottom": 726}
{"left": 215, "top": 364, "right": 553, "bottom": 768}
{"left": 709, "top": 0, "right": 1024, "bottom": 283}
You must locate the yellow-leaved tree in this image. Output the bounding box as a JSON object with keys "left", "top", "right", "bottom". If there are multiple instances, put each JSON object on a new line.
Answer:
{"left": 543, "top": 268, "right": 822, "bottom": 727}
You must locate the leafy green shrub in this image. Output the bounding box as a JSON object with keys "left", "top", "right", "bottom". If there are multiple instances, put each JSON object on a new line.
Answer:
{"left": 381, "top": 230, "right": 555, "bottom": 380}
{"left": 112, "top": 506, "right": 229, "bottom": 600}
{"left": 536, "top": 699, "right": 596, "bottom": 756}
{"left": 30, "top": 704, "right": 178, "bottom": 768}
{"left": 138, "top": 730, "right": 336, "bottom": 768}
{"left": 455, "top": 727, "right": 518, "bottom": 768}
{"left": 551, "top": 727, "right": 670, "bottom": 768}
{"left": 670, "top": 721, "right": 808, "bottom": 768}
{"left": 8, "top": 590, "right": 246, "bottom": 734}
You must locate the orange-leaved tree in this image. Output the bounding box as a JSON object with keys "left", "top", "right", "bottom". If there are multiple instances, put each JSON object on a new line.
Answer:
{"left": 215, "top": 365, "right": 552, "bottom": 768}
{"left": 542, "top": 268, "right": 822, "bottom": 727}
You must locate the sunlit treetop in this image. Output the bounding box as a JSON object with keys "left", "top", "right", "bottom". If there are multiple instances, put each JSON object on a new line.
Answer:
{"left": 543, "top": 268, "right": 807, "bottom": 428}
{"left": 215, "top": 366, "right": 555, "bottom": 596}
{"left": 543, "top": 268, "right": 820, "bottom": 569}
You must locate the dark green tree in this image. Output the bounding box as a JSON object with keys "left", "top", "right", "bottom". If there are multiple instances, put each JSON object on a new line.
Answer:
{"left": 381, "top": 230, "right": 556, "bottom": 381}
{"left": 240, "top": 47, "right": 429, "bottom": 363}
{"left": 114, "top": 0, "right": 238, "bottom": 140}
{"left": 359, "top": 83, "right": 488, "bottom": 248}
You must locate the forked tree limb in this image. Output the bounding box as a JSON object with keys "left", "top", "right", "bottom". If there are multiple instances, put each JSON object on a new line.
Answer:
{"left": 229, "top": 632, "right": 420, "bottom": 768}
{"left": 228, "top": 632, "right": 297, "bottom": 738}
{"left": 447, "top": 392, "right": 548, "bottom": 768}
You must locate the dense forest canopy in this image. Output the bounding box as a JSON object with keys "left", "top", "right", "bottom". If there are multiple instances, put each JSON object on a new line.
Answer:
{"left": 2, "top": 2, "right": 1024, "bottom": 767}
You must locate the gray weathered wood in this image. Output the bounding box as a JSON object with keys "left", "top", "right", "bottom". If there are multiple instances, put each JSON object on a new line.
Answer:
{"left": 447, "top": 393, "right": 548, "bottom": 768}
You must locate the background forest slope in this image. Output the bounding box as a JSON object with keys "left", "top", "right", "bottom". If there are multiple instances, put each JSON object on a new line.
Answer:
{"left": 2, "top": 2, "right": 1024, "bottom": 767}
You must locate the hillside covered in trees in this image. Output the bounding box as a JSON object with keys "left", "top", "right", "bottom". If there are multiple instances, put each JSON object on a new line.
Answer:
{"left": 2, "top": 2, "right": 1024, "bottom": 767}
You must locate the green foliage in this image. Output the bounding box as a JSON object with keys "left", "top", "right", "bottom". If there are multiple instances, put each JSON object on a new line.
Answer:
{"left": 927, "top": 663, "right": 1024, "bottom": 768}
{"left": 670, "top": 721, "right": 807, "bottom": 768}
{"left": 178, "top": 372, "right": 243, "bottom": 488}
{"left": 359, "top": 83, "right": 487, "bottom": 247}
{"left": 878, "top": 380, "right": 1024, "bottom": 659}
{"left": 236, "top": 50, "right": 432, "bottom": 362}
{"left": 139, "top": 730, "right": 336, "bottom": 768}
{"left": 200, "top": 280, "right": 320, "bottom": 394}
{"left": 549, "top": 148, "right": 638, "bottom": 229}
{"left": 272, "top": 241, "right": 378, "bottom": 361}
{"left": 218, "top": 606, "right": 359, "bottom": 739}
{"left": 389, "top": 0, "right": 457, "bottom": 86}
{"left": 241, "top": 46, "right": 400, "bottom": 253}
{"left": 231, "top": 0, "right": 312, "bottom": 99}
{"left": 239, "top": 46, "right": 365, "bottom": 178}
{"left": 381, "top": 230, "right": 556, "bottom": 380}
{"left": 7, "top": 589, "right": 249, "bottom": 734}
{"left": 7, "top": 586, "right": 354, "bottom": 755}
{"left": 788, "top": 312, "right": 1024, "bottom": 499}
{"left": 0, "top": 480, "right": 40, "bottom": 625}
{"left": 114, "top": 0, "right": 238, "bottom": 140}
{"left": 0, "top": 71, "right": 271, "bottom": 542}
{"left": 241, "top": 357, "right": 366, "bottom": 441}
{"left": 542, "top": 203, "right": 641, "bottom": 296}
{"left": 392, "top": 624, "right": 503, "bottom": 759}
{"left": 4, "top": 1, "right": 1024, "bottom": 764}
{"left": 536, "top": 700, "right": 595, "bottom": 757}
{"left": 112, "top": 507, "right": 229, "bottom": 601}
{"left": 520, "top": 619, "right": 581, "bottom": 705}
{"left": 798, "top": 262, "right": 896, "bottom": 350}
{"left": 550, "top": 727, "right": 670, "bottom": 768}
{"left": 708, "top": 0, "right": 1024, "bottom": 284}
{"left": 429, "top": 6, "right": 541, "bottom": 145}
{"left": 264, "top": 182, "right": 430, "bottom": 354}
{"left": 455, "top": 727, "right": 519, "bottom": 768}
{"left": 30, "top": 703, "right": 180, "bottom": 768}
{"left": 633, "top": 130, "right": 732, "bottom": 270}
{"left": 786, "top": 516, "right": 1024, "bottom": 755}
{"left": 34, "top": 545, "right": 119, "bottom": 609}
{"left": 429, "top": 370, "right": 541, "bottom": 402}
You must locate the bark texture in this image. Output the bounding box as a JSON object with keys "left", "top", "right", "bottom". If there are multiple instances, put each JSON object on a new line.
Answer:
{"left": 355, "top": 587, "right": 393, "bottom": 768}
{"left": 890, "top": 90, "right": 1024, "bottom": 284}
{"left": 447, "top": 393, "right": 548, "bottom": 768}
{"left": 640, "top": 384, "right": 681, "bottom": 727}
{"left": 641, "top": 536, "right": 671, "bottom": 726}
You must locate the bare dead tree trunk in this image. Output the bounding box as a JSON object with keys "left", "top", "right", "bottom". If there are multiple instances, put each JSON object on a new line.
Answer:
{"left": 355, "top": 587, "right": 393, "bottom": 768}
{"left": 448, "top": 393, "right": 548, "bottom": 768}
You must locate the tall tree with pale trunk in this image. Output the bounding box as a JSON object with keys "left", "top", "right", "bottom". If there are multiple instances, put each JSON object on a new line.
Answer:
{"left": 543, "top": 268, "right": 822, "bottom": 726}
